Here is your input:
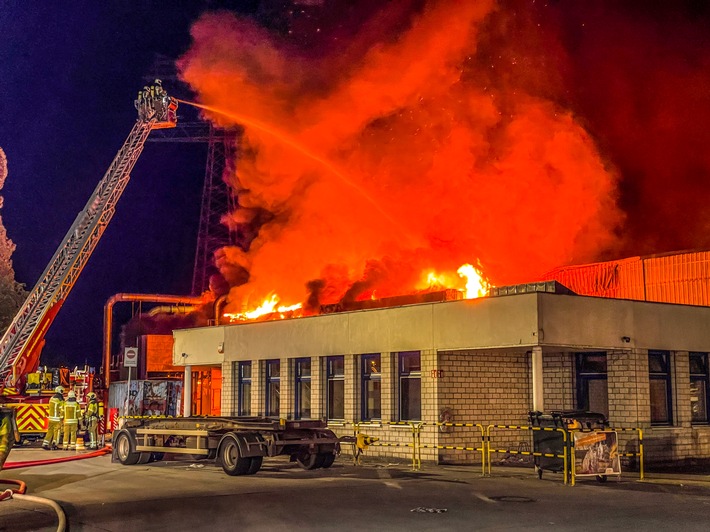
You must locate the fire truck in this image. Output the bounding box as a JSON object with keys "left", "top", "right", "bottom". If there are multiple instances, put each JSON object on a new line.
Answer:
{"left": 0, "top": 81, "right": 178, "bottom": 440}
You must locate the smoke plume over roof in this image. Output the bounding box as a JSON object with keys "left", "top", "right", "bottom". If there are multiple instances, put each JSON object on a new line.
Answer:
{"left": 178, "top": 0, "right": 709, "bottom": 311}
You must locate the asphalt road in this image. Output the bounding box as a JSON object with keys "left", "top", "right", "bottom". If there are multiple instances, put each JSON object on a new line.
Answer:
{"left": 2, "top": 452, "right": 710, "bottom": 531}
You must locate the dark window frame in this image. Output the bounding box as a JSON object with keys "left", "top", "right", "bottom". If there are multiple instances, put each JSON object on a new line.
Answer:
{"left": 237, "top": 361, "right": 252, "bottom": 416}
{"left": 575, "top": 352, "right": 608, "bottom": 417}
{"left": 398, "top": 351, "right": 422, "bottom": 421}
{"left": 326, "top": 356, "right": 345, "bottom": 421}
{"left": 265, "top": 359, "right": 280, "bottom": 418}
{"left": 649, "top": 350, "right": 673, "bottom": 426}
{"left": 361, "top": 354, "right": 381, "bottom": 421}
{"left": 690, "top": 352, "right": 709, "bottom": 424}
{"left": 294, "top": 357, "right": 312, "bottom": 420}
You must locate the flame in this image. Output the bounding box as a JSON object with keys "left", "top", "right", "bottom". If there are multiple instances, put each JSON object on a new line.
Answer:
{"left": 457, "top": 264, "right": 490, "bottom": 299}
{"left": 180, "top": 2, "right": 628, "bottom": 318}
{"left": 418, "top": 263, "right": 491, "bottom": 299}
{"left": 224, "top": 294, "right": 303, "bottom": 322}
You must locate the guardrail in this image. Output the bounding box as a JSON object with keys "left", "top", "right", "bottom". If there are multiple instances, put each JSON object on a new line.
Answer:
{"left": 486, "top": 424, "right": 569, "bottom": 483}
{"left": 422, "top": 422, "right": 486, "bottom": 476}
{"left": 331, "top": 420, "right": 644, "bottom": 485}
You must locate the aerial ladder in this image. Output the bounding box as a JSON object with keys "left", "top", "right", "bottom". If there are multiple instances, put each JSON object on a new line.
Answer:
{"left": 0, "top": 81, "right": 178, "bottom": 396}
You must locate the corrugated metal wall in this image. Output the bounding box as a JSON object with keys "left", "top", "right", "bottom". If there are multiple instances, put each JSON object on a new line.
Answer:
{"left": 541, "top": 250, "right": 710, "bottom": 306}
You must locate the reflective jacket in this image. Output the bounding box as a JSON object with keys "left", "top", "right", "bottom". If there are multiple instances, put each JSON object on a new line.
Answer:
{"left": 48, "top": 393, "right": 65, "bottom": 422}
{"left": 63, "top": 398, "right": 81, "bottom": 424}
{"left": 85, "top": 399, "right": 99, "bottom": 419}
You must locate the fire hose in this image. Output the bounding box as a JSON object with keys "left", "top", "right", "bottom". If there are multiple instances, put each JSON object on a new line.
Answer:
{"left": 1, "top": 479, "right": 66, "bottom": 532}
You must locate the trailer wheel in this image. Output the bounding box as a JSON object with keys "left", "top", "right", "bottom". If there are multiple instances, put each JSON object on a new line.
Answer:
{"left": 137, "top": 452, "right": 152, "bottom": 464}
{"left": 115, "top": 431, "right": 140, "bottom": 465}
{"left": 246, "top": 456, "right": 263, "bottom": 475}
{"left": 219, "top": 436, "right": 251, "bottom": 476}
{"left": 296, "top": 451, "right": 325, "bottom": 470}
{"left": 151, "top": 452, "right": 165, "bottom": 462}
{"left": 320, "top": 452, "right": 335, "bottom": 469}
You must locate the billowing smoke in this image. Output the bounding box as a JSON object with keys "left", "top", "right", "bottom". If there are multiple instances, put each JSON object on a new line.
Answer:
{"left": 178, "top": 0, "right": 706, "bottom": 312}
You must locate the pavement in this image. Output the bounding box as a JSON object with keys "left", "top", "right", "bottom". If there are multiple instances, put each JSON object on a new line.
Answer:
{"left": 3, "top": 445, "right": 710, "bottom": 531}
{"left": 4, "top": 443, "right": 710, "bottom": 490}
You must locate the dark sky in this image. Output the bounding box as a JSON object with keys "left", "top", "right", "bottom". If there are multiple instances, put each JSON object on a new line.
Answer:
{"left": 1, "top": 1, "right": 710, "bottom": 371}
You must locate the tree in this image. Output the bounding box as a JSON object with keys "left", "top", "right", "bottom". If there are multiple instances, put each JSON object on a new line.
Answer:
{"left": 0, "top": 147, "right": 27, "bottom": 334}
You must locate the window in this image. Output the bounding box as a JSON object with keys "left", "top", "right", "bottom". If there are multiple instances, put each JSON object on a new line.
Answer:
{"left": 237, "top": 361, "right": 252, "bottom": 416}
{"left": 399, "top": 351, "right": 421, "bottom": 421}
{"left": 265, "top": 360, "right": 280, "bottom": 417}
{"left": 361, "top": 354, "right": 381, "bottom": 421}
{"left": 295, "top": 358, "right": 311, "bottom": 419}
{"left": 649, "top": 350, "right": 672, "bottom": 425}
{"left": 326, "top": 356, "right": 345, "bottom": 420}
{"left": 690, "top": 352, "right": 709, "bottom": 424}
{"left": 576, "top": 352, "right": 609, "bottom": 419}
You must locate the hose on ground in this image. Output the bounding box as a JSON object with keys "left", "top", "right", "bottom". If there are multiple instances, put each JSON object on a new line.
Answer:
{"left": 7, "top": 492, "right": 67, "bottom": 532}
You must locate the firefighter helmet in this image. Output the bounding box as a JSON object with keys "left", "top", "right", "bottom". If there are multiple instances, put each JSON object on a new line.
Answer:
{"left": 67, "top": 390, "right": 76, "bottom": 399}
{"left": 55, "top": 386, "right": 64, "bottom": 394}
{"left": 87, "top": 392, "right": 97, "bottom": 400}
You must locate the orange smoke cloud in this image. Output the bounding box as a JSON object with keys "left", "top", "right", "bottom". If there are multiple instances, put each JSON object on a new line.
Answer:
{"left": 179, "top": 0, "right": 623, "bottom": 312}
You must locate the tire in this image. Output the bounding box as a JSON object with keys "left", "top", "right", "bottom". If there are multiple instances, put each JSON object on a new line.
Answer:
{"left": 246, "top": 456, "right": 263, "bottom": 475}
{"left": 296, "top": 451, "right": 325, "bottom": 470}
{"left": 320, "top": 452, "right": 335, "bottom": 469}
{"left": 115, "top": 432, "right": 140, "bottom": 465}
{"left": 137, "top": 452, "right": 152, "bottom": 464}
{"left": 151, "top": 452, "right": 165, "bottom": 462}
{"left": 219, "top": 436, "right": 251, "bottom": 476}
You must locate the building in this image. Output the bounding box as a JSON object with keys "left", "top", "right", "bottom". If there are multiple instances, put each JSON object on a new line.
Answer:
{"left": 170, "top": 281, "right": 710, "bottom": 466}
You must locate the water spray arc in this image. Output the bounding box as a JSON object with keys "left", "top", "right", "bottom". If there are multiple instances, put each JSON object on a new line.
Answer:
{"left": 175, "top": 98, "right": 414, "bottom": 242}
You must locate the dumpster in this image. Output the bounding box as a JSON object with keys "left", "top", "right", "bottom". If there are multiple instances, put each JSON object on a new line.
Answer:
{"left": 528, "top": 410, "right": 608, "bottom": 481}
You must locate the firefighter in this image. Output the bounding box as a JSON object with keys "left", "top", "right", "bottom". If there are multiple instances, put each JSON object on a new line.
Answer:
{"left": 43, "top": 385, "right": 65, "bottom": 450}
{"left": 0, "top": 408, "right": 20, "bottom": 469}
{"left": 62, "top": 390, "right": 81, "bottom": 450}
{"left": 84, "top": 392, "right": 101, "bottom": 450}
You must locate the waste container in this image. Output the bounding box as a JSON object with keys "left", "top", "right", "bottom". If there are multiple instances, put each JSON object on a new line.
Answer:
{"left": 528, "top": 410, "right": 608, "bottom": 480}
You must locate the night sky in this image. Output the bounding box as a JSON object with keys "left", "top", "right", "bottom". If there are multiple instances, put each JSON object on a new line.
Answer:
{"left": 1, "top": 1, "right": 709, "bottom": 370}
{"left": 0, "top": 1, "right": 256, "bottom": 369}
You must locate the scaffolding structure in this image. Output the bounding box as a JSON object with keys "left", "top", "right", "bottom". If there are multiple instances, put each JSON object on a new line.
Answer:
{"left": 144, "top": 57, "right": 238, "bottom": 295}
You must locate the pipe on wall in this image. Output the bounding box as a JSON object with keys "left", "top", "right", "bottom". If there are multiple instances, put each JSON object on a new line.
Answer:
{"left": 103, "top": 293, "right": 208, "bottom": 388}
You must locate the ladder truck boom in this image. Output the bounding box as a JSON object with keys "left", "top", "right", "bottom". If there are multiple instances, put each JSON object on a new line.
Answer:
{"left": 0, "top": 81, "right": 178, "bottom": 392}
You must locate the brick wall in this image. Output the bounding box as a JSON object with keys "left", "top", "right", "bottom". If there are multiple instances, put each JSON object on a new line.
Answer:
{"left": 543, "top": 352, "right": 574, "bottom": 410}
{"left": 217, "top": 348, "right": 710, "bottom": 467}
{"left": 435, "top": 350, "right": 531, "bottom": 465}
{"left": 221, "top": 361, "right": 235, "bottom": 416}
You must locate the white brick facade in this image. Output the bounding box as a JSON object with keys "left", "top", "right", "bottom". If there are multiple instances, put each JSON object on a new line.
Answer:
{"left": 175, "top": 292, "right": 710, "bottom": 466}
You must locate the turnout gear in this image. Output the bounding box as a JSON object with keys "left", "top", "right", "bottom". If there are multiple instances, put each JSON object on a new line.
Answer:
{"left": 43, "top": 389, "right": 65, "bottom": 450}
{"left": 84, "top": 392, "right": 101, "bottom": 449}
{"left": 1, "top": 408, "right": 20, "bottom": 470}
{"left": 62, "top": 392, "right": 81, "bottom": 450}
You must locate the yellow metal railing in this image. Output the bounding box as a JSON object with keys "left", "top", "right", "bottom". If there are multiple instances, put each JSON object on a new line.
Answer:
{"left": 486, "top": 424, "right": 569, "bottom": 484}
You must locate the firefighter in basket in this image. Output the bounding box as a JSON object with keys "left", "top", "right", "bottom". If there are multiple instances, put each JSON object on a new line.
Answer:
{"left": 84, "top": 392, "right": 101, "bottom": 450}
{"left": 43, "top": 385, "right": 65, "bottom": 450}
